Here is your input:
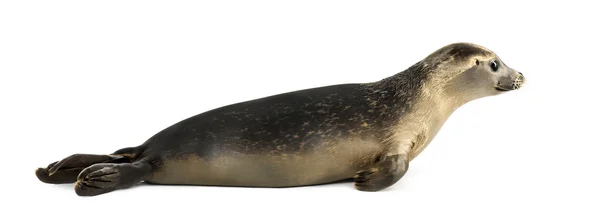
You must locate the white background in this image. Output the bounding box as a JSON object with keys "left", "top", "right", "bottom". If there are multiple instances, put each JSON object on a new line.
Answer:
{"left": 1, "top": 0, "right": 598, "bottom": 211}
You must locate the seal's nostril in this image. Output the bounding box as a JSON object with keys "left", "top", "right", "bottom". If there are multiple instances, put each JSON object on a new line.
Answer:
{"left": 518, "top": 72, "right": 523, "bottom": 76}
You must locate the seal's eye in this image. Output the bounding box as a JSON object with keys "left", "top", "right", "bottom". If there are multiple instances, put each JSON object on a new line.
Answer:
{"left": 490, "top": 60, "right": 499, "bottom": 72}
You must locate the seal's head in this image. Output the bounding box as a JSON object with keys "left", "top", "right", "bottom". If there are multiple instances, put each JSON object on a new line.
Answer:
{"left": 423, "top": 43, "right": 525, "bottom": 104}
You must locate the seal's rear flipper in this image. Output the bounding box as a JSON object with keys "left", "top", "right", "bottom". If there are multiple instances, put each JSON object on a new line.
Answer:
{"left": 35, "top": 153, "right": 131, "bottom": 184}
{"left": 74, "top": 161, "right": 153, "bottom": 196}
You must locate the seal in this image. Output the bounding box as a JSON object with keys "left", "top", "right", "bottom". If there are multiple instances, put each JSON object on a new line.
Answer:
{"left": 35, "top": 42, "right": 525, "bottom": 196}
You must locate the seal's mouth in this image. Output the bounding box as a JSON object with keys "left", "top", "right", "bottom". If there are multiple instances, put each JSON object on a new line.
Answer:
{"left": 495, "top": 86, "right": 512, "bottom": 91}
{"left": 495, "top": 72, "right": 525, "bottom": 92}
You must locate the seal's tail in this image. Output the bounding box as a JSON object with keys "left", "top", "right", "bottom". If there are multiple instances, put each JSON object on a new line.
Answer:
{"left": 35, "top": 145, "right": 143, "bottom": 184}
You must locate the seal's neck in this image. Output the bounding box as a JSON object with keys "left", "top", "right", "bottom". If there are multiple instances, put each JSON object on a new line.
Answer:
{"left": 438, "top": 70, "right": 494, "bottom": 110}
{"left": 366, "top": 61, "right": 479, "bottom": 124}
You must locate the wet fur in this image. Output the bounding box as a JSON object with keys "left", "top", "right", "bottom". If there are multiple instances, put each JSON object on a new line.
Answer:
{"left": 140, "top": 68, "right": 425, "bottom": 187}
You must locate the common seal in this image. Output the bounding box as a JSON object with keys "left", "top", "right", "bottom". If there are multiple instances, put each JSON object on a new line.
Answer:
{"left": 35, "top": 42, "right": 525, "bottom": 196}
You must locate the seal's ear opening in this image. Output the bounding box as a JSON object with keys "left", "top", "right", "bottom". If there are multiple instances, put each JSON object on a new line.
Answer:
{"left": 475, "top": 59, "right": 480, "bottom": 66}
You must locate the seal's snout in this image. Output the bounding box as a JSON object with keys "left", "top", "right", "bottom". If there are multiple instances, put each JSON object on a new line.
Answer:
{"left": 513, "top": 72, "right": 525, "bottom": 90}
{"left": 495, "top": 71, "right": 525, "bottom": 92}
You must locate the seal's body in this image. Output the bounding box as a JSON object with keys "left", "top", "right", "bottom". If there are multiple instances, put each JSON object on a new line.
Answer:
{"left": 36, "top": 43, "right": 525, "bottom": 196}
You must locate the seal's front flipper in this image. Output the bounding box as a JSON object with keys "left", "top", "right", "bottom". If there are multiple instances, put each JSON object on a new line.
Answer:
{"left": 353, "top": 154, "right": 409, "bottom": 192}
{"left": 35, "top": 154, "right": 129, "bottom": 184}
{"left": 75, "top": 161, "right": 152, "bottom": 196}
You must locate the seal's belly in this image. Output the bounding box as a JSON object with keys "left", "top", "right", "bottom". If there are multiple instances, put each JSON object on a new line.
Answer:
{"left": 144, "top": 141, "right": 383, "bottom": 187}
